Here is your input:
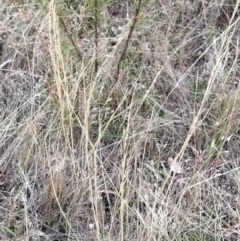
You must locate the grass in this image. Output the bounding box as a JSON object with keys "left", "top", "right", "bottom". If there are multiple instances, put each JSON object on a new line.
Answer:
{"left": 0, "top": 0, "right": 240, "bottom": 240}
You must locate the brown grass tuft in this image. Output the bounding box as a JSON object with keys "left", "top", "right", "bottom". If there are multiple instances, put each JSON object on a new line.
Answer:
{"left": 1, "top": 0, "right": 240, "bottom": 240}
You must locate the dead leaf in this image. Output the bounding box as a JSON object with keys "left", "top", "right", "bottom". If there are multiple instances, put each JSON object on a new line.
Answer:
{"left": 167, "top": 157, "right": 182, "bottom": 174}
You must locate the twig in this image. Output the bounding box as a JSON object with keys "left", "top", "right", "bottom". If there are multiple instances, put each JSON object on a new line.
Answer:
{"left": 57, "top": 14, "right": 84, "bottom": 61}
{"left": 114, "top": 0, "right": 143, "bottom": 80}
{"left": 94, "top": 0, "right": 99, "bottom": 73}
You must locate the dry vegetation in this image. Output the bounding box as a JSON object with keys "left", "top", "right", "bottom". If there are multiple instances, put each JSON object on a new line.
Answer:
{"left": 1, "top": 0, "right": 240, "bottom": 240}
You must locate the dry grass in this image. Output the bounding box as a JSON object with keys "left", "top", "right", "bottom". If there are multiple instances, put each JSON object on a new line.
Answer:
{"left": 1, "top": 0, "right": 240, "bottom": 240}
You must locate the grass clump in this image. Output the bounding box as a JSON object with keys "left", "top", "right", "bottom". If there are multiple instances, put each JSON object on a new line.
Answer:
{"left": 0, "top": 0, "right": 240, "bottom": 240}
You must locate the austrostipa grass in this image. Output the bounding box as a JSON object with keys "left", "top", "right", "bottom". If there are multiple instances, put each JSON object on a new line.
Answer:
{"left": 0, "top": 0, "right": 240, "bottom": 240}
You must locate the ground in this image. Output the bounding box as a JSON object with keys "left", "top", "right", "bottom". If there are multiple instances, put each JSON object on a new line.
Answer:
{"left": 0, "top": 0, "right": 240, "bottom": 240}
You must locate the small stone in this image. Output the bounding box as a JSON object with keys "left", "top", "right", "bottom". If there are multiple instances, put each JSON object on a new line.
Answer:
{"left": 88, "top": 223, "right": 94, "bottom": 230}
